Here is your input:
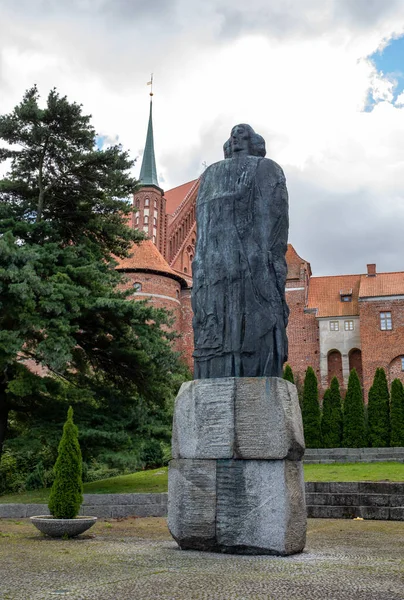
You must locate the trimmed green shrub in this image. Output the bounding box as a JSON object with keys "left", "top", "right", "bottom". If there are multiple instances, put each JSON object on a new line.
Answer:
{"left": 390, "top": 378, "right": 404, "bottom": 447}
{"left": 48, "top": 407, "right": 83, "bottom": 519}
{"left": 302, "top": 367, "right": 322, "bottom": 448}
{"left": 283, "top": 364, "right": 295, "bottom": 384}
{"left": 342, "top": 368, "right": 366, "bottom": 448}
{"left": 368, "top": 368, "right": 390, "bottom": 447}
{"left": 321, "top": 377, "right": 343, "bottom": 448}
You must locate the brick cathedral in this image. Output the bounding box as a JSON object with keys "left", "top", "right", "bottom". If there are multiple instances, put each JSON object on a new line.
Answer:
{"left": 116, "top": 99, "right": 404, "bottom": 398}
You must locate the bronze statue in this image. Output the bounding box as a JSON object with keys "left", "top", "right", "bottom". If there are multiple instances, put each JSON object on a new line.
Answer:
{"left": 192, "top": 124, "right": 289, "bottom": 378}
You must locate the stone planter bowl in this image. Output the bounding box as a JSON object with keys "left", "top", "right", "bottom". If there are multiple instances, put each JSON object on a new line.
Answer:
{"left": 30, "top": 515, "right": 97, "bottom": 538}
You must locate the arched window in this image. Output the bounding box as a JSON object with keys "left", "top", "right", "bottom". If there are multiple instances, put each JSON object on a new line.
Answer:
{"left": 135, "top": 215, "right": 139, "bottom": 225}
{"left": 133, "top": 282, "right": 142, "bottom": 292}
{"left": 135, "top": 199, "right": 140, "bottom": 208}
{"left": 144, "top": 215, "right": 149, "bottom": 225}
{"left": 152, "top": 235, "right": 156, "bottom": 243}
{"left": 176, "top": 290, "right": 180, "bottom": 299}
{"left": 184, "top": 267, "right": 188, "bottom": 273}
{"left": 153, "top": 217, "right": 157, "bottom": 226}
{"left": 349, "top": 349, "right": 363, "bottom": 386}
{"left": 144, "top": 197, "right": 150, "bottom": 207}
{"left": 154, "top": 199, "right": 158, "bottom": 209}
{"left": 327, "top": 350, "right": 343, "bottom": 386}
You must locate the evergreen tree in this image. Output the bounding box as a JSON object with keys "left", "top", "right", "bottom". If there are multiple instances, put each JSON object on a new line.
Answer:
{"left": 48, "top": 406, "right": 83, "bottom": 519}
{"left": 321, "top": 376, "right": 343, "bottom": 448}
{"left": 283, "top": 364, "right": 295, "bottom": 384}
{"left": 368, "top": 368, "right": 390, "bottom": 447}
{"left": 342, "top": 368, "right": 366, "bottom": 448}
{"left": 0, "top": 87, "right": 187, "bottom": 464}
{"left": 302, "top": 367, "right": 322, "bottom": 448}
{"left": 390, "top": 378, "right": 404, "bottom": 447}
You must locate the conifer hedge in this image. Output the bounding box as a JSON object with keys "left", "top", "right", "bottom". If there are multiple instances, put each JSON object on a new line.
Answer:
{"left": 283, "top": 364, "right": 295, "bottom": 384}
{"left": 302, "top": 367, "right": 322, "bottom": 448}
{"left": 48, "top": 407, "right": 83, "bottom": 519}
{"left": 342, "top": 368, "right": 366, "bottom": 448}
{"left": 368, "top": 368, "right": 390, "bottom": 447}
{"left": 321, "top": 376, "right": 343, "bottom": 448}
{"left": 390, "top": 378, "right": 404, "bottom": 447}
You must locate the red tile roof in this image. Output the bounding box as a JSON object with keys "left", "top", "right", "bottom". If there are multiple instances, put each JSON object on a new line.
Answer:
{"left": 165, "top": 180, "right": 197, "bottom": 215}
{"left": 115, "top": 239, "right": 186, "bottom": 285}
{"left": 307, "top": 274, "right": 361, "bottom": 317}
{"left": 359, "top": 272, "right": 404, "bottom": 298}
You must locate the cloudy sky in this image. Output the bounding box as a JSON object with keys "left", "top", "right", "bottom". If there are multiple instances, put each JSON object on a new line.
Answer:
{"left": 1, "top": 0, "right": 404, "bottom": 276}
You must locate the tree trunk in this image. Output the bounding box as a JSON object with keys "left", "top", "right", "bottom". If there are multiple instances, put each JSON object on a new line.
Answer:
{"left": 0, "top": 384, "right": 9, "bottom": 460}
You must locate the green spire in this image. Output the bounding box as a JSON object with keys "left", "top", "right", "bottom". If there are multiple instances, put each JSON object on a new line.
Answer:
{"left": 139, "top": 99, "right": 159, "bottom": 187}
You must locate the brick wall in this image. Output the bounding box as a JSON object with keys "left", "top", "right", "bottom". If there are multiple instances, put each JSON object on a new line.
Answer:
{"left": 359, "top": 298, "right": 404, "bottom": 397}
{"left": 179, "top": 289, "right": 194, "bottom": 372}
{"left": 120, "top": 271, "right": 183, "bottom": 353}
{"left": 286, "top": 291, "right": 320, "bottom": 389}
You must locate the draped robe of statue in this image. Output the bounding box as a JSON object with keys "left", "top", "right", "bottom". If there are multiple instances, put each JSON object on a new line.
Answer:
{"left": 192, "top": 140, "right": 289, "bottom": 379}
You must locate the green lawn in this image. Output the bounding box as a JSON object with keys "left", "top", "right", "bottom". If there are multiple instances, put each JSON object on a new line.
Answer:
{"left": 0, "top": 462, "right": 403, "bottom": 504}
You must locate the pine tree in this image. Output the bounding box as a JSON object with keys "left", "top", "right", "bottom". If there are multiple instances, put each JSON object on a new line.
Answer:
{"left": 321, "top": 376, "right": 343, "bottom": 448}
{"left": 390, "top": 379, "right": 404, "bottom": 447}
{"left": 0, "top": 87, "right": 187, "bottom": 464}
{"left": 368, "top": 368, "right": 390, "bottom": 447}
{"left": 283, "top": 364, "right": 295, "bottom": 384}
{"left": 302, "top": 367, "right": 322, "bottom": 448}
{"left": 342, "top": 368, "right": 366, "bottom": 448}
{"left": 48, "top": 407, "right": 83, "bottom": 519}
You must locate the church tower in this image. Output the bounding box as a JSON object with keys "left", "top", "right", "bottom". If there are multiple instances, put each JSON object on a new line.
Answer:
{"left": 132, "top": 89, "right": 167, "bottom": 257}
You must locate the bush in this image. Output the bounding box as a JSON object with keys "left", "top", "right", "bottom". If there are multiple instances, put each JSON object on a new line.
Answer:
{"left": 321, "top": 377, "right": 343, "bottom": 448}
{"left": 342, "top": 368, "right": 366, "bottom": 448}
{"left": 283, "top": 364, "right": 295, "bottom": 384}
{"left": 48, "top": 407, "right": 83, "bottom": 519}
{"left": 390, "top": 378, "right": 404, "bottom": 447}
{"left": 302, "top": 367, "right": 322, "bottom": 448}
{"left": 368, "top": 368, "right": 390, "bottom": 447}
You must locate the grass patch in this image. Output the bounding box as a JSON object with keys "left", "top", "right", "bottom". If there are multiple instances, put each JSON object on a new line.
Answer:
{"left": 0, "top": 462, "right": 403, "bottom": 504}
{"left": 303, "top": 461, "right": 404, "bottom": 482}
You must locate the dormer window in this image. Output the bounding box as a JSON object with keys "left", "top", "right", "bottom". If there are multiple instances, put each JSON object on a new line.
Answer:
{"left": 340, "top": 289, "right": 352, "bottom": 302}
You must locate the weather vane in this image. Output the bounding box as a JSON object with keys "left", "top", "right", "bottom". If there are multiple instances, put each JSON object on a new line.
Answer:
{"left": 147, "top": 73, "right": 154, "bottom": 97}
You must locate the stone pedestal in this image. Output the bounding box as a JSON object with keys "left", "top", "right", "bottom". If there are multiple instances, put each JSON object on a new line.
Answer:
{"left": 168, "top": 377, "right": 307, "bottom": 555}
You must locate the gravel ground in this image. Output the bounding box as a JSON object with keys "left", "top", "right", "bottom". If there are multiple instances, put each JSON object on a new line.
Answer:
{"left": 0, "top": 517, "right": 403, "bottom": 600}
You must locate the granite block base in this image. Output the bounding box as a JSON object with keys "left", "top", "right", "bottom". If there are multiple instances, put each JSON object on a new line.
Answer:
{"left": 168, "top": 458, "right": 306, "bottom": 556}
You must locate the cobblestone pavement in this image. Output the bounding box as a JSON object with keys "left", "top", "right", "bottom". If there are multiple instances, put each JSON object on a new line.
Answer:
{"left": 0, "top": 518, "right": 403, "bottom": 599}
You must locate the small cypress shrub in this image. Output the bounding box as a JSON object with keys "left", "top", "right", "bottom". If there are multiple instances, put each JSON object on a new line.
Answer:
{"left": 48, "top": 406, "right": 83, "bottom": 519}
{"left": 342, "top": 368, "right": 366, "bottom": 448}
{"left": 302, "top": 366, "right": 322, "bottom": 448}
{"left": 390, "top": 378, "right": 404, "bottom": 447}
{"left": 283, "top": 363, "right": 295, "bottom": 384}
{"left": 321, "top": 377, "right": 343, "bottom": 448}
{"left": 367, "top": 368, "right": 390, "bottom": 447}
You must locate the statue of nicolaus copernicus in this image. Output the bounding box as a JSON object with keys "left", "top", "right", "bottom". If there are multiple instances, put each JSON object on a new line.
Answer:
{"left": 192, "top": 124, "right": 289, "bottom": 379}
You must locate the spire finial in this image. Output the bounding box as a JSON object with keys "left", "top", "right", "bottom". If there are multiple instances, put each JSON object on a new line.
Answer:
{"left": 139, "top": 80, "right": 160, "bottom": 188}
{"left": 147, "top": 73, "right": 154, "bottom": 97}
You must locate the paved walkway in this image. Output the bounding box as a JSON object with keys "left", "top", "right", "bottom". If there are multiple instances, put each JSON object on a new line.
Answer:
{"left": 0, "top": 518, "right": 403, "bottom": 599}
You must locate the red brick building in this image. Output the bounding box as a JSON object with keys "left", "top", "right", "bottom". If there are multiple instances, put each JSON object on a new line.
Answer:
{"left": 121, "top": 100, "right": 404, "bottom": 398}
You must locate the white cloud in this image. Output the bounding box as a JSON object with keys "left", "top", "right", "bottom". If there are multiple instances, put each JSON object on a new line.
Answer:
{"left": 1, "top": 0, "right": 404, "bottom": 274}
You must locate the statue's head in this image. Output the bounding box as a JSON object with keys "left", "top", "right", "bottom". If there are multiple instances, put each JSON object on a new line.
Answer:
{"left": 223, "top": 124, "right": 266, "bottom": 158}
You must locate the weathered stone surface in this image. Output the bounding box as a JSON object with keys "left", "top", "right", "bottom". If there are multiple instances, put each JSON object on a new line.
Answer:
{"left": 171, "top": 377, "right": 304, "bottom": 461}
{"left": 171, "top": 379, "right": 235, "bottom": 459}
{"left": 168, "top": 459, "right": 216, "bottom": 550}
{"left": 216, "top": 460, "right": 306, "bottom": 555}
{"left": 168, "top": 458, "right": 306, "bottom": 555}
{"left": 234, "top": 378, "right": 304, "bottom": 460}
